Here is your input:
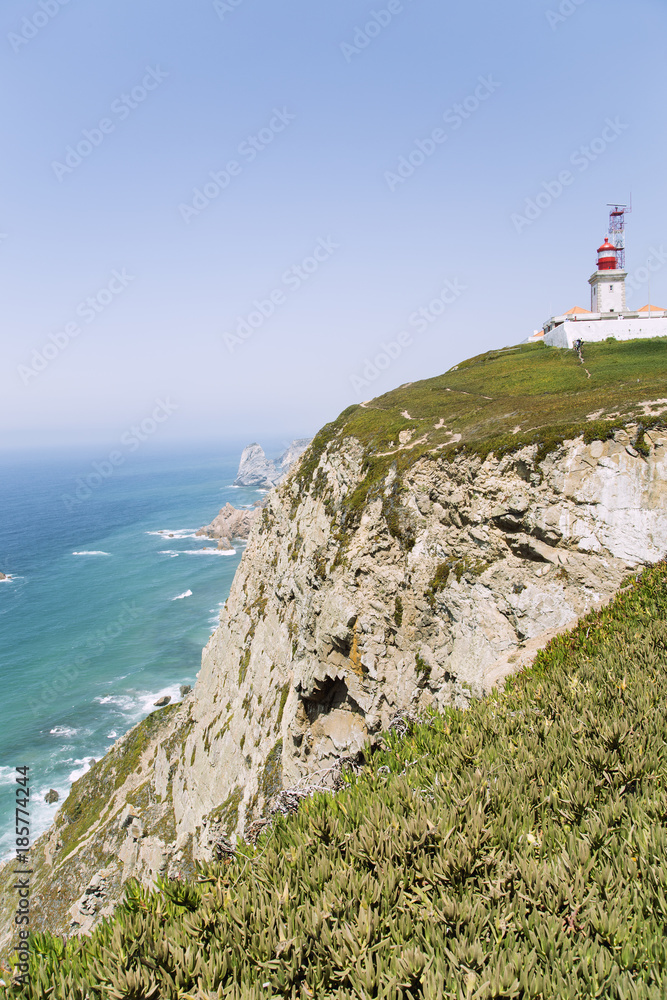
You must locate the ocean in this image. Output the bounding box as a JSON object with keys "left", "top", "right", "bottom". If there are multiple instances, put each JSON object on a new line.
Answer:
{"left": 0, "top": 445, "right": 262, "bottom": 860}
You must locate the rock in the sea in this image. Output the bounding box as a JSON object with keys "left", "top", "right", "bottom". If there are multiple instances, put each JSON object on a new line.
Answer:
{"left": 233, "top": 439, "right": 312, "bottom": 489}
{"left": 180, "top": 685, "right": 192, "bottom": 697}
{"left": 45, "top": 789, "right": 59, "bottom": 804}
{"left": 233, "top": 443, "right": 280, "bottom": 489}
{"left": 197, "top": 502, "right": 256, "bottom": 543}
{"left": 154, "top": 696, "right": 171, "bottom": 708}
{"left": 0, "top": 572, "right": 6, "bottom": 581}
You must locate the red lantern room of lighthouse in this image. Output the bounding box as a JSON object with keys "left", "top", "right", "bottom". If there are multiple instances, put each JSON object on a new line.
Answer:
{"left": 589, "top": 234, "right": 627, "bottom": 314}
{"left": 597, "top": 237, "right": 617, "bottom": 271}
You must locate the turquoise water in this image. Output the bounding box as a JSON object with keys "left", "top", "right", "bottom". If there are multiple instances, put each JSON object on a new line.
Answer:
{"left": 0, "top": 446, "right": 259, "bottom": 859}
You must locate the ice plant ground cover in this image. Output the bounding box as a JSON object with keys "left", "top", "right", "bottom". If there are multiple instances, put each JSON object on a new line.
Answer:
{"left": 3, "top": 560, "right": 667, "bottom": 998}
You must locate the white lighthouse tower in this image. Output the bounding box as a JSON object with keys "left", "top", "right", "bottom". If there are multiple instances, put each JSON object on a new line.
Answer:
{"left": 589, "top": 236, "right": 627, "bottom": 314}
{"left": 528, "top": 204, "right": 667, "bottom": 348}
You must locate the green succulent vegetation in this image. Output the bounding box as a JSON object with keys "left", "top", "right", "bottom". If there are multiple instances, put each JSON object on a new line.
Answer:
{"left": 5, "top": 560, "right": 667, "bottom": 998}
{"left": 291, "top": 338, "right": 667, "bottom": 546}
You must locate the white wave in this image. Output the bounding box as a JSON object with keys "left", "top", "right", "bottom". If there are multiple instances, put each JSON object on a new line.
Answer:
{"left": 0, "top": 575, "right": 14, "bottom": 583}
{"left": 107, "top": 731, "right": 118, "bottom": 739}
{"left": 0, "top": 785, "right": 67, "bottom": 861}
{"left": 181, "top": 548, "right": 236, "bottom": 556}
{"left": 147, "top": 528, "right": 201, "bottom": 539}
{"left": 68, "top": 757, "right": 97, "bottom": 783}
{"left": 49, "top": 726, "right": 78, "bottom": 738}
{"left": 72, "top": 551, "right": 111, "bottom": 556}
{"left": 95, "top": 693, "right": 137, "bottom": 710}
{"left": 96, "top": 684, "right": 183, "bottom": 721}
{"left": 137, "top": 684, "right": 182, "bottom": 714}
{"left": 0, "top": 766, "right": 18, "bottom": 787}
{"left": 172, "top": 590, "right": 193, "bottom": 601}
{"left": 159, "top": 551, "right": 180, "bottom": 557}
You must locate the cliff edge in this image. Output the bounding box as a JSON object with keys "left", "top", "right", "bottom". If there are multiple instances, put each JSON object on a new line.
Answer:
{"left": 3, "top": 337, "right": 667, "bottom": 945}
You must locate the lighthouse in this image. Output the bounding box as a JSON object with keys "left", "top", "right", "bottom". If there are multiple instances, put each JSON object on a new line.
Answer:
{"left": 528, "top": 204, "right": 667, "bottom": 348}
{"left": 589, "top": 236, "right": 627, "bottom": 313}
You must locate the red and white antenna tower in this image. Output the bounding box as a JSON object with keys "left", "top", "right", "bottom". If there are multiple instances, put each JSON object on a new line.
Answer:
{"left": 607, "top": 201, "right": 631, "bottom": 269}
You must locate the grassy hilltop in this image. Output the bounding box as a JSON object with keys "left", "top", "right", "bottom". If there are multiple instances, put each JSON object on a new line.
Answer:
{"left": 327, "top": 337, "right": 667, "bottom": 457}
{"left": 293, "top": 336, "right": 667, "bottom": 535}
{"left": 3, "top": 337, "right": 667, "bottom": 998}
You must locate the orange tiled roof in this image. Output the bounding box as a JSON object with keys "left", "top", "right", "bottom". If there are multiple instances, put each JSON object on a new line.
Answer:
{"left": 564, "top": 306, "right": 593, "bottom": 315}
{"left": 637, "top": 304, "right": 667, "bottom": 313}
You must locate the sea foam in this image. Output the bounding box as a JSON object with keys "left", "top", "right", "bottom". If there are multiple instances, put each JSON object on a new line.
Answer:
{"left": 147, "top": 528, "right": 202, "bottom": 539}
{"left": 68, "top": 757, "right": 97, "bottom": 782}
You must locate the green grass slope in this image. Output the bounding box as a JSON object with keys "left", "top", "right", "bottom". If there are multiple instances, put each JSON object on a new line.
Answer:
{"left": 348, "top": 337, "right": 667, "bottom": 452}
{"left": 296, "top": 336, "right": 667, "bottom": 488}
{"left": 292, "top": 337, "right": 667, "bottom": 544}
{"left": 4, "top": 561, "right": 667, "bottom": 999}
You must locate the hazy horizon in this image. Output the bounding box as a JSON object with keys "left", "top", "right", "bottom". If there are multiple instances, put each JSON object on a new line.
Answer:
{"left": 3, "top": 0, "right": 666, "bottom": 451}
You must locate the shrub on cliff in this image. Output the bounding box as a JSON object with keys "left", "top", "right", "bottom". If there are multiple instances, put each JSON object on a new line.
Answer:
{"left": 3, "top": 562, "right": 667, "bottom": 999}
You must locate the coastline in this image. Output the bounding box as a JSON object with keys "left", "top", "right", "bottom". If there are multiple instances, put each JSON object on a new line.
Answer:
{"left": 0, "top": 448, "right": 250, "bottom": 869}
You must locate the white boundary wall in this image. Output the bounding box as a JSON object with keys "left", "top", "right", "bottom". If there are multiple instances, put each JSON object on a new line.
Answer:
{"left": 544, "top": 318, "right": 667, "bottom": 349}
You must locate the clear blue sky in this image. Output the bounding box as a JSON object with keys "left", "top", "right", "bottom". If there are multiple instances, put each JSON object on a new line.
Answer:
{"left": 2, "top": 0, "right": 666, "bottom": 450}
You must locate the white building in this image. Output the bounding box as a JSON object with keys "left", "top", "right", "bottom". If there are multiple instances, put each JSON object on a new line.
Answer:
{"left": 527, "top": 231, "right": 667, "bottom": 349}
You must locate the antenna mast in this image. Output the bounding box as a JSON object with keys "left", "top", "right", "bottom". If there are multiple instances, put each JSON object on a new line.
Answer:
{"left": 607, "top": 201, "right": 631, "bottom": 269}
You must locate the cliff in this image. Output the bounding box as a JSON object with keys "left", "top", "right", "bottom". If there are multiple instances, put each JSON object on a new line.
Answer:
{"left": 3, "top": 337, "right": 667, "bottom": 946}
{"left": 233, "top": 439, "right": 312, "bottom": 488}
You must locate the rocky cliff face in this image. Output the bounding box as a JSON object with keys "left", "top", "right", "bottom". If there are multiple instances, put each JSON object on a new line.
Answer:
{"left": 196, "top": 501, "right": 259, "bottom": 549}
{"left": 4, "top": 422, "right": 666, "bottom": 946}
{"left": 233, "top": 439, "right": 312, "bottom": 488}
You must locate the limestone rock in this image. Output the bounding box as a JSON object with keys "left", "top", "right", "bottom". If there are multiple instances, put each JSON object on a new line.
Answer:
{"left": 4, "top": 424, "right": 666, "bottom": 947}
{"left": 198, "top": 503, "right": 257, "bottom": 543}
{"left": 44, "top": 789, "right": 59, "bottom": 804}
{"left": 279, "top": 439, "right": 312, "bottom": 474}
{"left": 233, "top": 444, "right": 280, "bottom": 488}
{"left": 154, "top": 696, "right": 171, "bottom": 707}
{"left": 233, "top": 439, "right": 313, "bottom": 489}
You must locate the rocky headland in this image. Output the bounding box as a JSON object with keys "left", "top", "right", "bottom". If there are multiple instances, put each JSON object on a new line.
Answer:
{"left": 2, "top": 338, "right": 666, "bottom": 950}
{"left": 234, "top": 439, "right": 312, "bottom": 489}
{"left": 196, "top": 502, "right": 259, "bottom": 550}
{"left": 197, "top": 439, "right": 313, "bottom": 548}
